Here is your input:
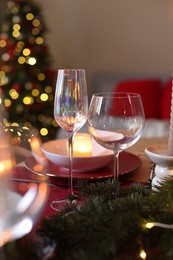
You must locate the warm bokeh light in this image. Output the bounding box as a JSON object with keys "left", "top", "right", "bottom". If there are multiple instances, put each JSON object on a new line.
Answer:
{"left": 23, "top": 48, "right": 31, "bottom": 56}
{"left": 12, "top": 30, "right": 20, "bottom": 38}
{"left": 32, "top": 19, "right": 40, "bottom": 27}
{"left": 13, "top": 24, "right": 20, "bottom": 31}
{"left": 37, "top": 73, "right": 45, "bottom": 81}
{"left": 36, "top": 37, "right": 43, "bottom": 45}
{"left": 26, "top": 13, "right": 34, "bottom": 21}
{"left": 32, "top": 28, "right": 39, "bottom": 35}
{"left": 0, "top": 40, "right": 6, "bottom": 48}
{"left": 145, "top": 222, "right": 154, "bottom": 229}
{"left": 9, "top": 89, "right": 19, "bottom": 99}
{"left": 52, "top": 119, "right": 58, "bottom": 127}
{"left": 32, "top": 89, "right": 39, "bottom": 97}
{"left": 0, "top": 71, "right": 5, "bottom": 77}
{"left": 45, "top": 86, "right": 53, "bottom": 93}
{"left": 23, "top": 96, "right": 34, "bottom": 105}
{"left": 28, "top": 57, "right": 36, "bottom": 65}
{"left": 139, "top": 249, "right": 146, "bottom": 259}
{"left": 33, "top": 163, "right": 43, "bottom": 172}
{"left": 4, "top": 99, "right": 11, "bottom": 107}
{"left": 40, "top": 128, "right": 48, "bottom": 136}
{"left": 40, "top": 93, "right": 48, "bottom": 101}
{"left": 0, "top": 75, "right": 8, "bottom": 86}
{"left": 18, "top": 56, "right": 25, "bottom": 64}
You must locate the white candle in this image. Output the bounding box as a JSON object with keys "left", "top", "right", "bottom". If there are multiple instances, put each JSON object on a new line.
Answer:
{"left": 167, "top": 77, "right": 173, "bottom": 155}
{"left": 73, "top": 133, "right": 92, "bottom": 157}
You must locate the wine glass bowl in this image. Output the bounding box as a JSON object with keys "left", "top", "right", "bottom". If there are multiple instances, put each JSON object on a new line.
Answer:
{"left": 88, "top": 92, "right": 145, "bottom": 179}
{"left": 54, "top": 69, "right": 88, "bottom": 137}
{"left": 0, "top": 125, "right": 49, "bottom": 246}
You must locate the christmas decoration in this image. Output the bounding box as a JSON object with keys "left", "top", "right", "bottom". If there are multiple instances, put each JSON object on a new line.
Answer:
{"left": 4, "top": 178, "right": 173, "bottom": 259}
{"left": 0, "top": 0, "right": 58, "bottom": 141}
{"left": 36, "top": 179, "right": 173, "bottom": 259}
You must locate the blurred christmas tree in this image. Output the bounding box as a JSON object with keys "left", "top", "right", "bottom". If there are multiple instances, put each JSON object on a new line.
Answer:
{"left": 0, "top": 0, "right": 58, "bottom": 141}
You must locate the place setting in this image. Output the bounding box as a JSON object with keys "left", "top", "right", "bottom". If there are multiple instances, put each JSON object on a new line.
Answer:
{"left": 23, "top": 69, "right": 145, "bottom": 212}
{"left": 25, "top": 133, "right": 142, "bottom": 182}
{"left": 0, "top": 68, "right": 160, "bottom": 259}
{"left": 0, "top": 75, "right": 147, "bottom": 258}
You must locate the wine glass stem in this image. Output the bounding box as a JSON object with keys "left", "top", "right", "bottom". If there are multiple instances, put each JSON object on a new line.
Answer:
{"left": 68, "top": 135, "right": 74, "bottom": 195}
{"left": 113, "top": 151, "right": 120, "bottom": 179}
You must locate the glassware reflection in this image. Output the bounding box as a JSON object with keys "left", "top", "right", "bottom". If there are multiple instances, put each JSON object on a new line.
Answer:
{"left": 0, "top": 125, "right": 49, "bottom": 247}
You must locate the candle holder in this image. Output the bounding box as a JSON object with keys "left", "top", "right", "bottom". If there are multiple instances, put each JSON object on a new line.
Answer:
{"left": 145, "top": 144, "right": 173, "bottom": 190}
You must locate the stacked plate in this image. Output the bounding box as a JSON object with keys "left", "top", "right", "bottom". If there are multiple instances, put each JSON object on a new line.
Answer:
{"left": 25, "top": 138, "right": 141, "bottom": 182}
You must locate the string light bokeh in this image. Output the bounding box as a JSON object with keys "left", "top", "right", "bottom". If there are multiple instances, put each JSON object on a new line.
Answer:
{"left": 0, "top": 0, "right": 58, "bottom": 141}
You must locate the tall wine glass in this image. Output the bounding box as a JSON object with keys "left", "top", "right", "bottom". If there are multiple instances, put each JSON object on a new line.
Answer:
{"left": 52, "top": 69, "right": 88, "bottom": 211}
{"left": 88, "top": 92, "right": 145, "bottom": 180}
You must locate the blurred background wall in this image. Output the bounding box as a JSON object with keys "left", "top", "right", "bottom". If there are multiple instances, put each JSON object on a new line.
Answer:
{"left": 2, "top": 0, "right": 173, "bottom": 97}
{"left": 35, "top": 0, "right": 173, "bottom": 96}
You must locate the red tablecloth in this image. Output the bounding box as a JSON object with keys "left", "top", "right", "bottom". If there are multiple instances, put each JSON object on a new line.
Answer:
{"left": 13, "top": 166, "right": 70, "bottom": 218}
{"left": 13, "top": 165, "right": 135, "bottom": 222}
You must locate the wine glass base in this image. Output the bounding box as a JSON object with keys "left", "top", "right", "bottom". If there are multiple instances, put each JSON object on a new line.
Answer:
{"left": 50, "top": 195, "right": 80, "bottom": 212}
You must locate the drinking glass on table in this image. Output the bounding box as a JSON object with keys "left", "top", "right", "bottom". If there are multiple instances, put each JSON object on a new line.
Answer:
{"left": 0, "top": 125, "right": 49, "bottom": 251}
{"left": 52, "top": 69, "right": 88, "bottom": 211}
{"left": 88, "top": 92, "right": 145, "bottom": 179}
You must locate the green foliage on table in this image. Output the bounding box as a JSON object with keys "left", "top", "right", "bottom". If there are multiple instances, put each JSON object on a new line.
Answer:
{"left": 36, "top": 179, "right": 173, "bottom": 259}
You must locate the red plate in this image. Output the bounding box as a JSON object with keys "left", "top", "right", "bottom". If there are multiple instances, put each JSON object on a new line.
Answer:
{"left": 25, "top": 151, "right": 141, "bottom": 183}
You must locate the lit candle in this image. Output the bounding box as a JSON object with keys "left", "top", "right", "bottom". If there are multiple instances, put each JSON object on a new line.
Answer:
{"left": 73, "top": 133, "right": 92, "bottom": 157}
{"left": 167, "top": 77, "right": 173, "bottom": 156}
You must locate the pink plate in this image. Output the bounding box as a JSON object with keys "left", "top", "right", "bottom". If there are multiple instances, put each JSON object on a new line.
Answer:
{"left": 25, "top": 151, "right": 141, "bottom": 183}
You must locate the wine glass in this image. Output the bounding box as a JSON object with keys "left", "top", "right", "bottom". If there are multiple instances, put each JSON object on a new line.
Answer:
{"left": 0, "top": 124, "right": 49, "bottom": 249}
{"left": 88, "top": 92, "right": 145, "bottom": 180}
{"left": 51, "top": 69, "right": 88, "bottom": 211}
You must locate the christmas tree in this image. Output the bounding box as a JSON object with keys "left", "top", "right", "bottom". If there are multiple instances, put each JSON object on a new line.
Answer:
{"left": 0, "top": 0, "right": 58, "bottom": 141}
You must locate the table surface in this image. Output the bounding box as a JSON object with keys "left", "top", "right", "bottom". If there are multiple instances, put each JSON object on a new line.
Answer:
{"left": 125, "top": 136, "right": 167, "bottom": 182}
{"left": 6, "top": 137, "right": 169, "bottom": 250}
{"left": 38, "top": 136, "right": 167, "bottom": 217}
{"left": 11, "top": 137, "right": 169, "bottom": 220}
